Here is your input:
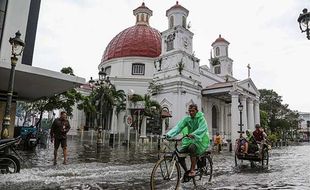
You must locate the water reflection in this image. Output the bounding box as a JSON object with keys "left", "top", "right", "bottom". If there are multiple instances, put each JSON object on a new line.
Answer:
{"left": 0, "top": 132, "right": 309, "bottom": 190}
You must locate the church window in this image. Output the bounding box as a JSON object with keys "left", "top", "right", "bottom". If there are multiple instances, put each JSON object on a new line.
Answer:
{"left": 214, "top": 65, "right": 221, "bottom": 74}
{"left": 132, "top": 63, "right": 145, "bottom": 75}
{"left": 215, "top": 47, "right": 220, "bottom": 56}
{"left": 226, "top": 47, "right": 228, "bottom": 56}
{"left": 166, "top": 34, "right": 175, "bottom": 51}
{"left": 146, "top": 15, "right": 149, "bottom": 23}
{"left": 136, "top": 15, "right": 139, "bottom": 23}
{"left": 182, "top": 16, "right": 186, "bottom": 28}
{"left": 169, "top": 16, "right": 174, "bottom": 29}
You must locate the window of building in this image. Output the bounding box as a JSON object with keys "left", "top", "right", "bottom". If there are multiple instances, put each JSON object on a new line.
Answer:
{"left": 225, "top": 47, "right": 228, "bottom": 56}
{"left": 182, "top": 16, "right": 186, "bottom": 28}
{"left": 169, "top": 16, "right": 174, "bottom": 29}
{"left": 132, "top": 63, "right": 145, "bottom": 75}
{"left": 215, "top": 47, "right": 220, "bottom": 56}
{"left": 0, "top": 0, "right": 7, "bottom": 49}
{"left": 214, "top": 65, "right": 221, "bottom": 74}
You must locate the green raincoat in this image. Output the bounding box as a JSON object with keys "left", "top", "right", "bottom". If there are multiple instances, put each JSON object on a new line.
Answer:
{"left": 166, "top": 111, "right": 210, "bottom": 155}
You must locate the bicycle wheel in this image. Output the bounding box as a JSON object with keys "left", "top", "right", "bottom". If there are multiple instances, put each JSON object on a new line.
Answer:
{"left": 150, "top": 156, "right": 181, "bottom": 190}
{"left": 193, "top": 155, "right": 213, "bottom": 187}
{"left": 0, "top": 155, "right": 21, "bottom": 174}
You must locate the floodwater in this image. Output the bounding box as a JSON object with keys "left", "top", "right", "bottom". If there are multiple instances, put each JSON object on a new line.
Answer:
{"left": 0, "top": 131, "right": 309, "bottom": 190}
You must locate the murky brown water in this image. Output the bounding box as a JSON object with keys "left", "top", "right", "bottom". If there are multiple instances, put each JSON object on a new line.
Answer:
{"left": 0, "top": 132, "right": 309, "bottom": 190}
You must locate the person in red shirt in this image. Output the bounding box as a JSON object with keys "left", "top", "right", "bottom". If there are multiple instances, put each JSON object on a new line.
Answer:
{"left": 253, "top": 124, "right": 264, "bottom": 143}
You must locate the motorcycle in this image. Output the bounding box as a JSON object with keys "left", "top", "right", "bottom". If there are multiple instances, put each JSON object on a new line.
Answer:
{"left": 0, "top": 136, "right": 22, "bottom": 174}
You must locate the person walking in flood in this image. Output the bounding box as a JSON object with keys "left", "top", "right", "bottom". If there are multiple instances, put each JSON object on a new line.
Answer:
{"left": 50, "top": 111, "right": 71, "bottom": 165}
{"left": 214, "top": 132, "right": 222, "bottom": 153}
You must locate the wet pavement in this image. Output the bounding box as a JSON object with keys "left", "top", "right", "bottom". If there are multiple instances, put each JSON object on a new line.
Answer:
{"left": 0, "top": 132, "right": 310, "bottom": 190}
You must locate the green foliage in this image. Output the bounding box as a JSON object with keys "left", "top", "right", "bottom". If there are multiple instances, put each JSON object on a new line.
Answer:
{"left": 61, "top": 67, "right": 75, "bottom": 76}
{"left": 210, "top": 57, "right": 220, "bottom": 66}
{"left": 259, "top": 89, "right": 300, "bottom": 141}
{"left": 148, "top": 81, "right": 162, "bottom": 95}
{"left": 176, "top": 58, "right": 184, "bottom": 75}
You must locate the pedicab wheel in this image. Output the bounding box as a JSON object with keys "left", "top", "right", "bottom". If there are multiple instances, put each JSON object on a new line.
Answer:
{"left": 193, "top": 155, "right": 213, "bottom": 187}
{"left": 261, "top": 148, "right": 269, "bottom": 167}
{"left": 0, "top": 155, "right": 21, "bottom": 174}
{"left": 150, "top": 157, "right": 181, "bottom": 190}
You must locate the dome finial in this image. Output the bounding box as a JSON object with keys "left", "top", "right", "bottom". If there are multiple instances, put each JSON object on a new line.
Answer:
{"left": 176, "top": 1, "right": 179, "bottom": 5}
{"left": 219, "top": 34, "right": 221, "bottom": 38}
{"left": 142, "top": 2, "right": 145, "bottom": 6}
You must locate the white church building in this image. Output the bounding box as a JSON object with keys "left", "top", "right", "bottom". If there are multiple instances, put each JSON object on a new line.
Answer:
{"left": 76, "top": 2, "right": 261, "bottom": 144}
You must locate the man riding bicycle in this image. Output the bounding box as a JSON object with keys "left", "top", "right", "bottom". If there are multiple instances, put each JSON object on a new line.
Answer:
{"left": 166, "top": 104, "right": 210, "bottom": 177}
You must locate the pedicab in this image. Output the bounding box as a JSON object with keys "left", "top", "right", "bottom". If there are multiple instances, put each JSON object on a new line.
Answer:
{"left": 234, "top": 131, "right": 269, "bottom": 167}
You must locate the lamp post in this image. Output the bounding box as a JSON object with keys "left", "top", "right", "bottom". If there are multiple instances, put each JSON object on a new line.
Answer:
{"left": 238, "top": 102, "right": 244, "bottom": 133}
{"left": 1, "top": 31, "right": 25, "bottom": 139}
{"left": 90, "top": 68, "right": 110, "bottom": 145}
{"left": 297, "top": 8, "right": 310, "bottom": 40}
{"left": 307, "top": 121, "right": 310, "bottom": 143}
{"left": 88, "top": 77, "right": 95, "bottom": 129}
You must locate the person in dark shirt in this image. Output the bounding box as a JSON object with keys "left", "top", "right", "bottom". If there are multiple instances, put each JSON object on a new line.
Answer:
{"left": 253, "top": 124, "right": 264, "bottom": 142}
{"left": 50, "top": 111, "right": 71, "bottom": 165}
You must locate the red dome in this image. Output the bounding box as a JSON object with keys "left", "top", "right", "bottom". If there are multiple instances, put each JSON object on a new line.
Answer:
{"left": 211, "top": 34, "right": 230, "bottom": 46}
{"left": 102, "top": 25, "right": 161, "bottom": 62}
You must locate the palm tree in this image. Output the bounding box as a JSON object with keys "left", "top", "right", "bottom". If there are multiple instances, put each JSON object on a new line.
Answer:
{"left": 93, "top": 83, "right": 126, "bottom": 130}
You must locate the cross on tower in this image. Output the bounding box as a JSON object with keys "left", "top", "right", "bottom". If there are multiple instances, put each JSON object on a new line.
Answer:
{"left": 247, "top": 64, "right": 251, "bottom": 78}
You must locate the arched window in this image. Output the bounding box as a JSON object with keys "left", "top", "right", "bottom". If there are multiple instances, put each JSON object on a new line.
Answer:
{"left": 215, "top": 47, "right": 220, "bottom": 56}
{"left": 132, "top": 63, "right": 145, "bottom": 75}
{"left": 169, "top": 16, "right": 174, "bottom": 29}
{"left": 182, "top": 16, "right": 186, "bottom": 28}
{"left": 214, "top": 65, "right": 221, "bottom": 74}
{"left": 225, "top": 47, "right": 228, "bottom": 56}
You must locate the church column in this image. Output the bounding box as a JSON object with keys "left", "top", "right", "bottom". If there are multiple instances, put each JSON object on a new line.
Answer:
{"left": 161, "top": 118, "right": 166, "bottom": 137}
{"left": 254, "top": 100, "right": 260, "bottom": 125}
{"left": 224, "top": 104, "right": 229, "bottom": 139}
{"left": 230, "top": 93, "right": 239, "bottom": 145}
{"left": 220, "top": 104, "right": 225, "bottom": 135}
{"left": 240, "top": 97, "right": 248, "bottom": 131}
{"left": 247, "top": 99, "right": 254, "bottom": 131}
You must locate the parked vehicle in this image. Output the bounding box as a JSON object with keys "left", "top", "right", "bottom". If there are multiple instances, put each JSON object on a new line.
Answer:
{"left": 0, "top": 136, "right": 22, "bottom": 174}
{"left": 14, "top": 126, "right": 38, "bottom": 150}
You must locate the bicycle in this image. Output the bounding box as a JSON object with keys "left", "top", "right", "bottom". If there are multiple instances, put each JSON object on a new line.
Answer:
{"left": 150, "top": 136, "right": 213, "bottom": 189}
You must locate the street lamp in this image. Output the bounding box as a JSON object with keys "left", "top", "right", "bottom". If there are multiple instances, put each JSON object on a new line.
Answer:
{"left": 238, "top": 102, "right": 244, "bottom": 133}
{"left": 88, "top": 77, "right": 95, "bottom": 129}
{"left": 297, "top": 8, "right": 310, "bottom": 40}
{"left": 90, "top": 68, "right": 111, "bottom": 145}
{"left": 1, "top": 31, "right": 25, "bottom": 139}
{"left": 307, "top": 121, "right": 310, "bottom": 142}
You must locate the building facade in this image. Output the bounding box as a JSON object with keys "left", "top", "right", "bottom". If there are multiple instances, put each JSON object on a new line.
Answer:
{"left": 0, "top": 0, "right": 85, "bottom": 138}
{"left": 90, "top": 2, "right": 261, "bottom": 144}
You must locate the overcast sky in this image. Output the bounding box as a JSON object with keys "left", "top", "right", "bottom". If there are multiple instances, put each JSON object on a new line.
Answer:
{"left": 32, "top": 0, "right": 310, "bottom": 112}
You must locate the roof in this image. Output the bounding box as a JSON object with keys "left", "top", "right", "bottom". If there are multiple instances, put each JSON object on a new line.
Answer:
{"left": 0, "top": 62, "right": 85, "bottom": 101}
{"left": 211, "top": 34, "right": 230, "bottom": 46}
{"left": 101, "top": 25, "right": 161, "bottom": 62}
{"left": 166, "top": 1, "right": 189, "bottom": 16}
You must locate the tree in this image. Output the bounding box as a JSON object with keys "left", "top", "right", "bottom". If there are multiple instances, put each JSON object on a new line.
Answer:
{"left": 60, "top": 67, "right": 75, "bottom": 76}
{"left": 30, "top": 68, "right": 82, "bottom": 127}
{"left": 259, "top": 89, "right": 300, "bottom": 141}
{"left": 91, "top": 83, "right": 126, "bottom": 130}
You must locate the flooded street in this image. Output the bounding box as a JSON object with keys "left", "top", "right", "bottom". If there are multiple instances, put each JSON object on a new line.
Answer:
{"left": 0, "top": 132, "right": 309, "bottom": 190}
